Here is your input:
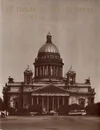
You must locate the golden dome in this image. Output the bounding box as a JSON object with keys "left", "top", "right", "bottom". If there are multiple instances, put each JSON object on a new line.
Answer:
{"left": 38, "top": 42, "right": 59, "bottom": 53}
{"left": 38, "top": 33, "right": 59, "bottom": 54}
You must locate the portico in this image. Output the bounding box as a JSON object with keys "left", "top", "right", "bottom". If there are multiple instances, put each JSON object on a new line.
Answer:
{"left": 31, "top": 85, "right": 69, "bottom": 111}
{"left": 32, "top": 95, "right": 69, "bottom": 111}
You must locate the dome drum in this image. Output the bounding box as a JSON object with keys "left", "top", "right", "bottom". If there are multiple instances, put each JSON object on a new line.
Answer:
{"left": 34, "top": 58, "right": 63, "bottom": 65}
{"left": 34, "top": 63, "right": 63, "bottom": 79}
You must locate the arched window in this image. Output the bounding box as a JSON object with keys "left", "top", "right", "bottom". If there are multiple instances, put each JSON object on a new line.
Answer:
{"left": 27, "top": 75, "right": 30, "bottom": 83}
{"left": 79, "top": 98, "right": 85, "bottom": 107}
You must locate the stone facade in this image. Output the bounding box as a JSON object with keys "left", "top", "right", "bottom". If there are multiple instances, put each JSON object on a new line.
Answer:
{"left": 3, "top": 33, "right": 95, "bottom": 111}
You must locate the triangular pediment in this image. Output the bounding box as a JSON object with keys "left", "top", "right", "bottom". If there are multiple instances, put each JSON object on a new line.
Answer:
{"left": 32, "top": 84, "right": 68, "bottom": 94}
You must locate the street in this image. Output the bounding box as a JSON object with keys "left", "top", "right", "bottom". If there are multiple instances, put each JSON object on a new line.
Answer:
{"left": 0, "top": 116, "right": 100, "bottom": 130}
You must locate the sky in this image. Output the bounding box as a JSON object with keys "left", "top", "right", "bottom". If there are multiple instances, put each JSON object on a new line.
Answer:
{"left": 0, "top": 0, "right": 100, "bottom": 102}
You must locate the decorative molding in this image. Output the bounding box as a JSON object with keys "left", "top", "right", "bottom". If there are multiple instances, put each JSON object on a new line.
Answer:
{"left": 31, "top": 93, "right": 69, "bottom": 96}
{"left": 69, "top": 87, "right": 88, "bottom": 93}
{"left": 10, "top": 87, "right": 20, "bottom": 92}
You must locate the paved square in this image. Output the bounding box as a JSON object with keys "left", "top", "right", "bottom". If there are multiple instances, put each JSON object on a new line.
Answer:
{"left": 0, "top": 116, "right": 100, "bottom": 130}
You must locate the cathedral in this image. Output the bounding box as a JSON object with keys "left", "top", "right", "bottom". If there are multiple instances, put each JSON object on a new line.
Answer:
{"left": 3, "top": 33, "right": 95, "bottom": 112}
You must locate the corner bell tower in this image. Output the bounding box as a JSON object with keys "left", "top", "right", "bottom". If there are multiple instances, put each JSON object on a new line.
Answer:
{"left": 24, "top": 66, "right": 33, "bottom": 84}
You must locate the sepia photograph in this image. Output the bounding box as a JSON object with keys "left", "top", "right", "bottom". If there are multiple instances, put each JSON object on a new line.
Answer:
{"left": 0, "top": 0, "right": 100, "bottom": 130}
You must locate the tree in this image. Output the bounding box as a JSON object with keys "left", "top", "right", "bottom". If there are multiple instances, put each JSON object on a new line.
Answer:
{"left": 85, "top": 102, "right": 100, "bottom": 116}
{"left": 57, "top": 104, "right": 69, "bottom": 115}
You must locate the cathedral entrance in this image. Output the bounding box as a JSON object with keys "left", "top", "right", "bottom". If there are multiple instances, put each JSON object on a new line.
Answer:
{"left": 32, "top": 96, "right": 69, "bottom": 112}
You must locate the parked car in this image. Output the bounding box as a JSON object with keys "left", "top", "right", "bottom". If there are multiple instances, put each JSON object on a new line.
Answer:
{"left": 46, "top": 110, "right": 58, "bottom": 116}
{"left": 30, "top": 112, "right": 41, "bottom": 116}
{"left": 68, "top": 110, "right": 86, "bottom": 116}
{"left": 42, "top": 111, "right": 48, "bottom": 115}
